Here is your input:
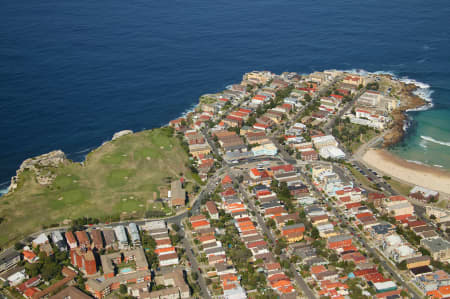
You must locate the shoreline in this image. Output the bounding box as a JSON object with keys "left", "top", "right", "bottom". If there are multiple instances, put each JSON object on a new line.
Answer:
{"left": 2, "top": 70, "right": 443, "bottom": 197}
{"left": 362, "top": 148, "right": 450, "bottom": 195}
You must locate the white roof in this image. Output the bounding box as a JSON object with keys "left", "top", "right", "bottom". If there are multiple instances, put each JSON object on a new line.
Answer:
{"left": 312, "top": 135, "right": 336, "bottom": 144}
{"left": 373, "top": 281, "right": 396, "bottom": 290}
{"left": 397, "top": 245, "right": 415, "bottom": 256}
{"left": 114, "top": 225, "right": 128, "bottom": 243}
{"left": 223, "top": 284, "right": 247, "bottom": 299}
{"left": 7, "top": 270, "right": 26, "bottom": 283}
{"left": 385, "top": 234, "right": 402, "bottom": 246}
{"left": 319, "top": 146, "right": 345, "bottom": 159}
{"left": 142, "top": 220, "right": 167, "bottom": 231}
{"left": 128, "top": 223, "right": 140, "bottom": 242}
{"left": 410, "top": 185, "right": 438, "bottom": 197}
{"left": 33, "top": 233, "right": 49, "bottom": 245}
{"left": 51, "top": 231, "right": 64, "bottom": 242}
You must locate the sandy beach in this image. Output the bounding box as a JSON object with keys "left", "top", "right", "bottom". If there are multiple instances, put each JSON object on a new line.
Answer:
{"left": 362, "top": 149, "right": 450, "bottom": 194}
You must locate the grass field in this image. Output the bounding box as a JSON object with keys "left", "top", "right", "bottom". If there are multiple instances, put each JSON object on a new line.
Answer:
{"left": 386, "top": 178, "right": 412, "bottom": 195}
{"left": 0, "top": 127, "right": 193, "bottom": 247}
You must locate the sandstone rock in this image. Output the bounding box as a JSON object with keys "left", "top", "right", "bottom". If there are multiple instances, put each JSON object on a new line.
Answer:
{"left": 112, "top": 130, "right": 133, "bottom": 141}
{"left": 8, "top": 150, "right": 66, "bottom": 193}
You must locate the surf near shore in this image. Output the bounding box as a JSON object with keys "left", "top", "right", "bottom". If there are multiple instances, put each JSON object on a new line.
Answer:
{"left": 362, "top": 148, "right": 450, "bottom": 194}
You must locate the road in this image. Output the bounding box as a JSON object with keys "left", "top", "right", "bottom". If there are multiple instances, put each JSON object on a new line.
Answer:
{"left": 332, "top": 206, "right": 422, "bottom": 299}
{"left": 178, "top": 228, "right": 211, "bottom": 299}
{"left": 234, "top": 176, "right": 317, "bottom": 299}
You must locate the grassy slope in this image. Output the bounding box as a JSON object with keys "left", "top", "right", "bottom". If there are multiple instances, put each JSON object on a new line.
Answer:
{"left": 0, "top": 127, "right": 192, "bottom": 247}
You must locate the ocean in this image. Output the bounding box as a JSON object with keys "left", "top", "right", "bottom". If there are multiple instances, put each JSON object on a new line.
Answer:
{"left": 1, "top": 0, "right": 449, "bottom": 193}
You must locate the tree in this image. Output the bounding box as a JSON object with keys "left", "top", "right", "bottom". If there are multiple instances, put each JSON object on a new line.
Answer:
{"left": 119, "top": 284, "right": 127, "bottom": 294}
{"left": 172, "top": 223, "right": 181, "bottom": 232}
{"left": 397, "top": 260, "right": 407, "bottom": 270}
{"left": 14, "top": 242, "right": 24, "bottom": 250}
{"left": 192, "top": 271, "right": 199, "bottom": 281}
{"left": 266, "top": 218, "right": 276, "bottom": 229}
{"left": 311, "top": 227, "right": 320, "bottom": 239}
{"left": 329, "top": 253, "right": 339, "bottom": 262}
{"left": 41, "top": 262, "right": 61, "bottom": 281}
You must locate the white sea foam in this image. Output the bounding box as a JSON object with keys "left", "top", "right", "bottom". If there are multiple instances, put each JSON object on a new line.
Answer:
{"left": 434, "top": 164, "right": 444, "bottom": 168}
{"left": 0, "top": 187, "right": 9, "bottom": 196}
{"left": 421, "top": 136, "right": 450, "bottom": 147}
{"left": 340, "top": 68, "right": 397, "bottom": 77}
{"left": 407, "top": 159, "right": 425, "bottom": 165}
{"left": 74, "top": 147, "right": 93, "bottom": 154}
{"left": 419, "top": 139, "right": 428, "bottom": 149}
{"left": 0, "top": 181, "right": 9, "bottom": 196}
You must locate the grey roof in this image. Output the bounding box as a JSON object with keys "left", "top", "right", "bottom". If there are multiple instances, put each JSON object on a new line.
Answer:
{"left": 421, "top": 237, "right": 450, "bottom": 253}
{"left": 51, "top": 231, "right": 64, "bottom": 243}
{"left": 148, "top": 228, "right": 168, "bottom": 236}
{"left": 328, "top": 234, "right": 352, "bottom": 243}
{"left": 405, "top": 255, "right": 430, "bottom": 264}
{"left": 0, "top": 266, "right": 24, "bottom": 280}
{"left": 49, "top": 286, "right": 93, "bottom": 299}
{"left": 86, "top": 270, "right": 151, "bottom": 292}
{"left": 304, "top": 257, "right": 328, "bottom": 266}
{"left": 204, "top": 247, "right": 225, "bottom": 255}
{"left": 128, "top": 223, "right": 140, "bottom": 244}
{"left": 114, "top": 225, "right": 128, "bottom": 244}
{"left": 282, "top": 223, "right": 305, "bottom": 231}
{"left": 171, "top": 180, "right": 185, "bottom": 201}
{"left": 0, "top": 248, "right": 20, "bottom": 265}
{"left": 102, "top": 229, "right": 117, "bottom": 245}
{"left": 260, "top": 202, "right": 281, "bottom": 210}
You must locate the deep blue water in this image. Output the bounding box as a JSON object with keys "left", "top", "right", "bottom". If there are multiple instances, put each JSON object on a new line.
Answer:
{"left": 1, "top": 0, "right": 450, "bottom": 191}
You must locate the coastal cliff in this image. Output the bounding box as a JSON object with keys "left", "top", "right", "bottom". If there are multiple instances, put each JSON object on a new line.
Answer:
{"left": 383, "top": 81, "right": 426, "bottom": 147}
{"left": 8, "top": 150, "right": 67, "bottom": 193}
{"left": 0, "top": 127, "right": 192, "bottom": 247}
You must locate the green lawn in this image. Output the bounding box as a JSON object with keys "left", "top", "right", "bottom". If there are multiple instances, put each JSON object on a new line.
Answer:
{"left": 386, "top": 178, "right": 412, "bottom": 195}
{"left": 346, "top": 165, "right": 373, "bottom": 188}
{"left": 0, "top": 127, "right": 193, "bottom": 247}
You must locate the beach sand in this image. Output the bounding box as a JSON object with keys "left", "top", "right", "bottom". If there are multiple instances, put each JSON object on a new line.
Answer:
{"left": 362, "top": 149, "right": 450, "bottom": 194}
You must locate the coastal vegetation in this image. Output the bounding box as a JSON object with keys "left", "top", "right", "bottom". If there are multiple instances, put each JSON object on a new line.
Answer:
{"left": 0, "top": 127, "right": 193, "bottom": 248}
{"left": 332, "top": 120, "right": 378, "bottom": 153}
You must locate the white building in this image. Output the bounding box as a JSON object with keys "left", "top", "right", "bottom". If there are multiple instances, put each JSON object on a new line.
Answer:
{"left": 252, "top": 143, "right": 278, "bottom": 156}
{"left": 128, "top": 223, "right": 141, "bottom": 247}
{"left": 114, "top": 226, "right": 129, "bottom": 249}
{"left": 319, "top": 146, "right": 345, "bottom": 160}
{"left": 312, "top": 135, "right": 338, "bottom": 150}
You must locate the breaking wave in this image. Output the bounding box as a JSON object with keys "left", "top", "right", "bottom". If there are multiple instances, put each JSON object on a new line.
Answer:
{"left": 341, "top": 69, "right": 435, "bottom": 113}
{"left": 407, "top": 159, "right": 425, "bottom": 165}
{"left": 420, "top": 135, "right": 450, "bottom": 147}
{"left": 0, "top": 181, "right": 9, "bottom": 196}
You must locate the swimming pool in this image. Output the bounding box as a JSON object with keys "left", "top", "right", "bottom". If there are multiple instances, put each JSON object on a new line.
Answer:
{"left": 119, "top": 267, "right": 134, "bottom": 274}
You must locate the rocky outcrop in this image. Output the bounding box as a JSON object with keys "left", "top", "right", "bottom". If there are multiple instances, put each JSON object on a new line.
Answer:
{"left": 112, "top": 130, "right": 133, "bottom": 141}
{"left": 382, "top": 82, "right": 426, "bottom": 147}
{"left": 8, "top": 150, "right": 66, "bottom": 193}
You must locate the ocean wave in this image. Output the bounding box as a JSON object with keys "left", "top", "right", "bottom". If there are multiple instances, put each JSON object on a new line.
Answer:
{"left": 399, "top": 77, "right": 430, "bottom": 89}
{"left": 74, "top": 147, "right": 93, "bottom": 154}
{"left": 433, "top": 164, "right": 444, "bottom": 168}
{"left": 419, "top": 139, "right": 428, "bottom": 149}
{"left": 0, "top": 181, "right": 9, "bottom": 196}
{"left": 340, "top": 68, "right": 397, "bottom": 77}
{"left": 0, "top": 187, "right": 9, "bottom": 195}
{"left": 407, "top": 159, "right": 425, "bottom": 165}
{"left": 406, "top": 102, "right": 434, "bottom": 112}
{"left": 421, "top": 135, "right": 450, "bottom": 147}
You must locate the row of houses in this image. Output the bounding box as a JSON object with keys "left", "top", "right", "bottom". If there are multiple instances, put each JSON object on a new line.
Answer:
{"left": 218, "top": 176, "right": 297, "bottom": 298}
{"left": 190, "top": 211, "right": 247, "bottom": 298}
